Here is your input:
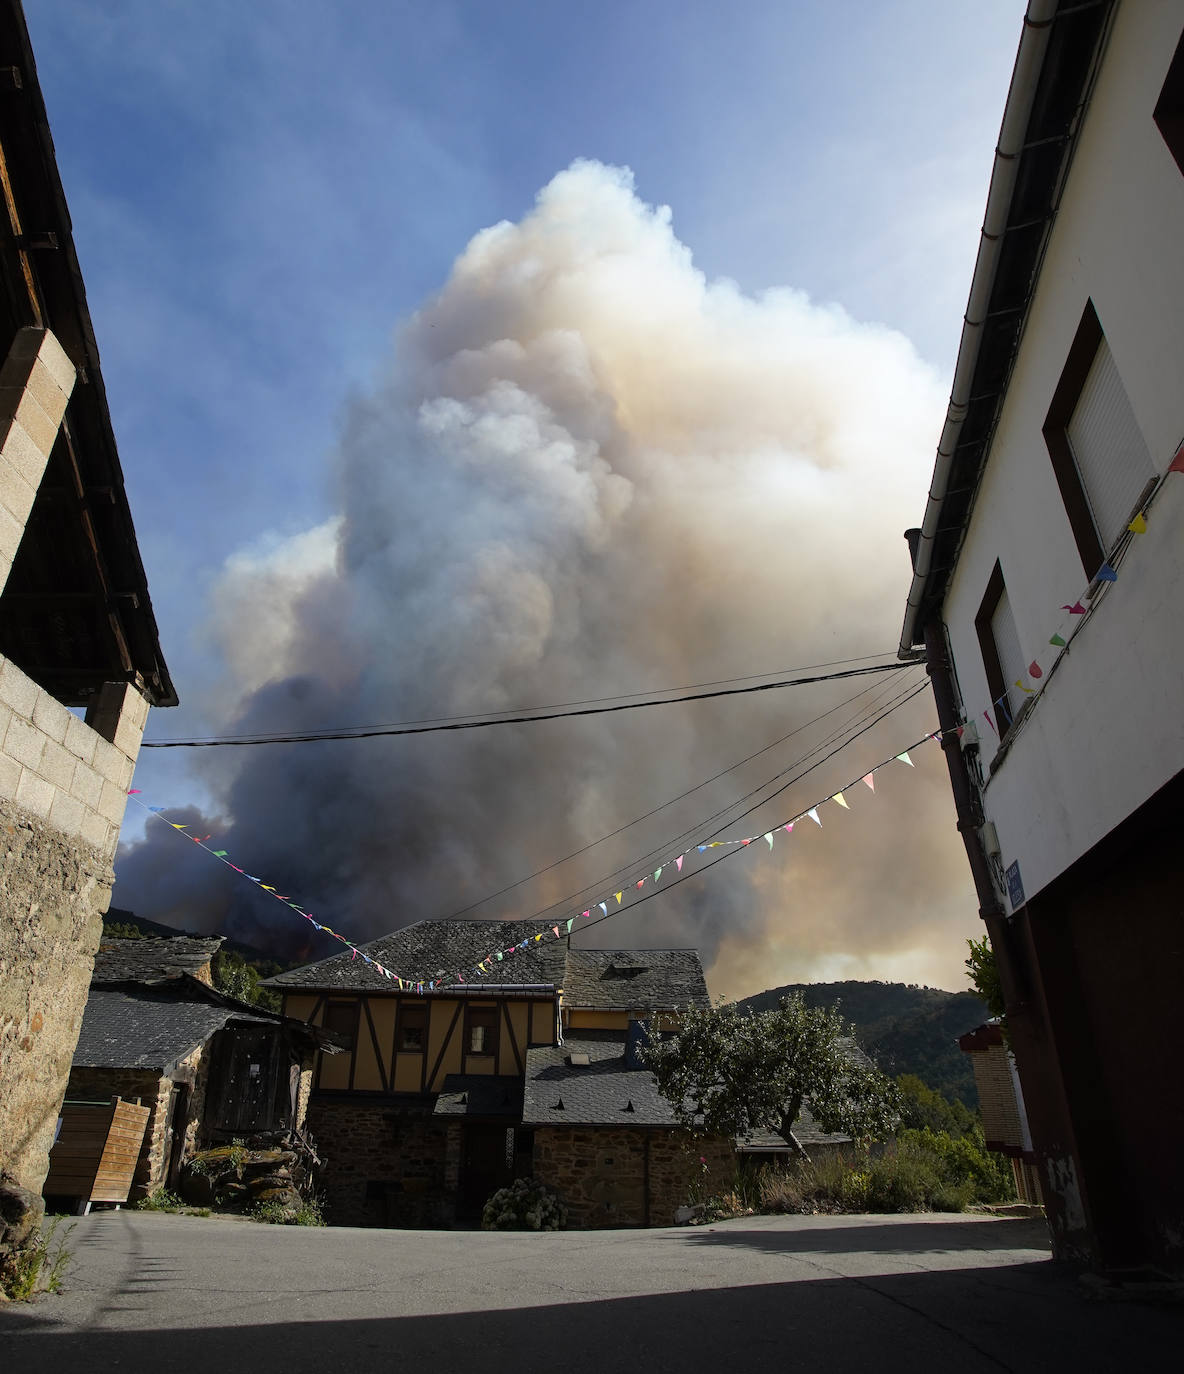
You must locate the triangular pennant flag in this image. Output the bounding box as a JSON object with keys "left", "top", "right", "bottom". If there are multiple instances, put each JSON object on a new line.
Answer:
{"left": 565, "top": 918, "right": 574, "bottom": 933}
{"left": 495, "top": 952, "right": 504, "bottom": 961}
{"left": 862, "top": 774, "right": 875, "bottom": 791}
{"left": 127, "top": 788, "right": 142, "bottom": 795}
{"left": 896, "top": 752, "right": 914, "bottom": 767}
{"left": 675, "top": 855, "right": 683, "bottom": 871}
{"left": 1028, "top": 661, "right": 1043, "bottom": 679}
{"left": 1015, "top": 679, "right": 1035, "bottom": 695}
{"left": 1128, "top": 512, "right": 1147, "bottom": 534}
{"left": 807, "top": 808, "right": 822, "bottom": 826}
{"left": 783, "top": 822, "right": 794, "bottom": 834}
{"left": 1096, "top": 562, "right": 1117, "bottom": 582}
{"left": 984, "top": 709, "right": 997, "bottom": 734}
{"left": 764, "top": 832, "right": 774, "bottom": 849}
{"left": 1169, "top": 443, "right": 1184, "bottom": 474}
{"left": 581, "top": 910, "right": 590, "bottom": 920}
{"left": 261, "top": 885, "right": 275, "bottom": 891}
{"left": 654, "top": 868, "right": 662, "bottom": 881}
{"left": 1049, "top": 633, "right": 1066, "bottom": 647}
{"left": 741, "top": 838, "right": 751, "bottom": 846}
{"left": 1062, "top": 601, "right": 1087, "bottom": 615}
{"left": 598, "top": 902, "right": 607, "bottom": 915}
{"left": 636, "top": 879, "right": 645, "bottom": 888}
{"left": 832, "top": 791, "right": 849, "bottom": 810}
{"left": 169, "top": 823, "right": 188, "bottom": 830}
{"left": 149, "top": 806, "right": 166, "bottom": 812}
{"left": 245, "top": 875, "right": 261, "bottom": 882}
{"left": 212, "top": 850, "right": 228, "bottom": 857}
{"left": 534, "top": 933, "right": 543, "bottom": 942}
{"left": 614, "top": 892, "right": 622, "bottom": 903}
{"left": 552, "top": 926, "right": 560, "bottom": 937}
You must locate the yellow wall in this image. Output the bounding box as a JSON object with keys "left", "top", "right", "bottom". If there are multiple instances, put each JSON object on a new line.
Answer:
{"left": 566, "top": 1009, "right": 631, "bottom": 1031}
{"left": 284, "top": 992, "right": 558, "bottom": 1095}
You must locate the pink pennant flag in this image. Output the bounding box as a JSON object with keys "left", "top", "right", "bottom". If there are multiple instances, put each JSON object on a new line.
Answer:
{"left": 636, "top": 879, "right": 645, "bottom": 888}
{"left": 127, "top": 788, "right": 142, "bottom": 795}
{"left": 807, "top": 808, "right": 822, "bottom": 826}
{"left": 1061, "top": 601, "right": 1087, "bottom": 615}
{"left": 741, "top": 838, "right": 751, "bottom": 846}
{"left": 1169, "top": 443, "right": 1184, "bottom": 475}
{"left": 552, "top": 926, "right": 560, "bottom": 937}
{"left": 783, "top": 822, "right": 794, "bottom": 834}
{"left": 675, "top": 855, "right": 683, "bottom": 872}
{"left": 984, "top": 709, "right": 997, "bottom": 735}
{"left": 832, "top": 791, "right": 849, "bottom": 810}
{"left": 581, "top": 910, "right": 590, "bottom": 919}
{"left": 862, "top": 774, "right": 875, "bottom": 791}
{"left": 1028, "top": 661, "right": 1043, "bottom": 679}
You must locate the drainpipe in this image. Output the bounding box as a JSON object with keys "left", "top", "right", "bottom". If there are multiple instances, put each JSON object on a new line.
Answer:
{"left": 899, "top": 0, "right": 1058, "bottom": 659}
{"left": 919, "top": 606, "right": 1003, "bottom": 921}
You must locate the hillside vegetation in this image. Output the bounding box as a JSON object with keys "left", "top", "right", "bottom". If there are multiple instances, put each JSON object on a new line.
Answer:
{"left": 736, "top": 981, "right": 988, "bottom": 1106}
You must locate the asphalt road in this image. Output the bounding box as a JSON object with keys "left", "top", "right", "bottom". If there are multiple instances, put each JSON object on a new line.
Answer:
{"left": 2, "top": 1210, "right": 1178, "bottom": 1372}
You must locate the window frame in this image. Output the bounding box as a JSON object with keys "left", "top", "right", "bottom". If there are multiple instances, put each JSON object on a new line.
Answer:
{"left": 322, "top": 999, "right": 358, "bottom": 1047}
{"left": 975, "top": 561, "right": 1019, "bottom": 739}
{"left": 464, "top": 1004, "right": 498, "bottom": 1057}
{"left": 395, "top": 1001, "right": 428, "bottom": 1052}
{"left": 1154, "top": 25, "right": 1184, "bottom": 177}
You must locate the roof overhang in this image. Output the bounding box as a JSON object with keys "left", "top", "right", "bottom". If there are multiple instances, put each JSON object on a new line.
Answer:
{"left": 899, "top": 0, "right": 1115, "bottom": 656}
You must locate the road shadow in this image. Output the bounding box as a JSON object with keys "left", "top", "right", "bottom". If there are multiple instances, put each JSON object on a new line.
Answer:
{"left": 678, "top": 1214, "right": 1052, "bottom": 1255}
{"left": 2, "top": 1260, "right": 1179, "bottom": 1374}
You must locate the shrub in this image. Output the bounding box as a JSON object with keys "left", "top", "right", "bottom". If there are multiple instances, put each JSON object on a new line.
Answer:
{"left": 0, "top": 1218, "right": 74, "bottom": 1300}
{"left": 133, "top": 1188, "right": 184, "bottom": 1212}
{"left": 481, "top": 1178, "right": 567, "bottom": 1231}
{"left": 252, "top": 1196, "right": 326, "bottom": 1227}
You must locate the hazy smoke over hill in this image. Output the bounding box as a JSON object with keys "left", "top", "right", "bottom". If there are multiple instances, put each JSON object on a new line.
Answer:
{"left": 116, "top": 160, "right": 976, "bottom": 996}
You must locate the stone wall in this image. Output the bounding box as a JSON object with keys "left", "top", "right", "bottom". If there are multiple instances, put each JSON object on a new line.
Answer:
{"left": 0, "top": 655, "right": 151, "bottom": 1206}
{"left": 533, "top": 1126, "right": 735, "bottom": 1228}
{"left": 306, "top": 1098, "right": 459, "bottom": 1228}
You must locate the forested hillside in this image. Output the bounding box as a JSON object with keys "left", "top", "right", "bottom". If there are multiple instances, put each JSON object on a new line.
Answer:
{"left": 736, "top": 981, "right": 988, "bottom": 1106}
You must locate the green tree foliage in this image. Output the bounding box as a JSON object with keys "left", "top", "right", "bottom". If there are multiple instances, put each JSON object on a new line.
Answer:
{"left": 965, "top": 937, "right": 1006, "bottom": 1021}
{"left": 896, "top": 1074, "right": 977, "bottom": 1137}
{"left": 643, "top": 995, "right": 900, "bottom": 1151}
{"left": 736, "top": 980, "right": 988, "bottom": 1105}
{"left": 212, "top": 950, "right": 281, "bottom": 1012}
{"left": 101, "top": 920, "right": 146, "bottom": 939}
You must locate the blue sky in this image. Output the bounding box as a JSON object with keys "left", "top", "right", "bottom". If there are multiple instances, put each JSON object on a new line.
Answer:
{"left": 25, "top": 2, "right": 1026, "bottom": 988}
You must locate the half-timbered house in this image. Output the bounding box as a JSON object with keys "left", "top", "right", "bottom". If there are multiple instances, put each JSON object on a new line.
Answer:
{"left": 265, "top": 919, "right": 727, "bottom": 1227}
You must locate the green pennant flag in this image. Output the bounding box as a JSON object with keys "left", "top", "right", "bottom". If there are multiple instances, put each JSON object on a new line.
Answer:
{"left": 1049, "top": 633, "right": 1066, "bottom": 647}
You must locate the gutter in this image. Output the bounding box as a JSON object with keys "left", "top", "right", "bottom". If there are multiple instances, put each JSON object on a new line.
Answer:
{"left": 898, "top": 0, "right": 1059, "bottom": 659}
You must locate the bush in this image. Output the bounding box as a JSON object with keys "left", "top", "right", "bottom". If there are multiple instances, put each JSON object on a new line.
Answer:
{"left": 252, "top": 1195, "right": 325, "bottom": 1227}
{"left": 481, "top": 1178, "right": 567, "bottom": 1231}
{"left": 0, "top": 1218, "right": 74, "bottom": 1300}
{"left": 133, "top": 1188, "right": 185, "bottom": 1212}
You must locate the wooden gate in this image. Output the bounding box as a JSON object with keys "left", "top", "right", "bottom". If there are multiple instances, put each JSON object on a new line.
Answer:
{"left": 44, "top": 1097, "right": 150, "bottom": 1210}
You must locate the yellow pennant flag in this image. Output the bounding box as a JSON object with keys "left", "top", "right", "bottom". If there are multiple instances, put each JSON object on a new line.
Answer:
{"left": 832, "top": 791, "right": 849, "bottom": 810}
{"left": 614, "top": 892, "right": 622, "bottom": 903}
{"left": 1128, "top": 512, "right": 1147, "bottom": 534}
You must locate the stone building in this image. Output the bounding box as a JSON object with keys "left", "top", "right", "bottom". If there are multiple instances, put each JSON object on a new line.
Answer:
{"left": 265, "top": 920, "right": 730, "bottom": 1227}
{"left": 0, "top": 0, "right": 175, "bottom": 1244}
{"left": 55, "top": 937, "right": 330, "bottom": 1201}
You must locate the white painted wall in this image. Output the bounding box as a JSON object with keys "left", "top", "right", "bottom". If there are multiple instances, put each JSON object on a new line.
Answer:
{"left": 942, "top": 1, "right": 1184, "bottom": 905}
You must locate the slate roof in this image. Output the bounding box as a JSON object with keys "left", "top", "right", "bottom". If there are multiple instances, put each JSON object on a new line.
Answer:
{"left": 71, "top": 985, "right": 273, "bottom": 1073}
{"left": 522, "top": 1031, "right": 679, "bottom": 1128}
{"left": 263, "top": 919, "right": 568, "bottom": 992}
{"left": 92, "top": 937, "right": 224, "bottom": 985}
{"left": 433, "top": 1075, "right": 525, "bottom": 1120}
{"left": 562, "top": 949, "right": 709, "bottom": 1011}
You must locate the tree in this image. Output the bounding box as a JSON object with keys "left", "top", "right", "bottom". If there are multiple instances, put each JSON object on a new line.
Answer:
{"left": 642, "top": 995, "right": 899, "bottom": 1155}
{"left": 212, "top": 950, "right": 281, "bottom": 1012}
{"left": 895, "top": 1074, "right": 977, "bottom": 1138}
{"left": 964, "top": 936, "right": 1005, "bottom": 1021}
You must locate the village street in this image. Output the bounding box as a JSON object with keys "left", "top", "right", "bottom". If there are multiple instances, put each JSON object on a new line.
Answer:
{"left": 2, "top": 1210, "right": 1178, "bottom": 1371}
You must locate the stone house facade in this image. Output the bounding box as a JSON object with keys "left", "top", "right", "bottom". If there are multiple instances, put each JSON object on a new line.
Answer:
{"left": 267, "top": 919, "right": 723, "bottom": 1228}
{"left": 0, "top": 0, "right": 175, "bottom": 1244}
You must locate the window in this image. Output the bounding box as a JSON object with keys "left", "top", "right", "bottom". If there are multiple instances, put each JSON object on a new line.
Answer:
{"left": 396, "top": 1002, "right": 427, "bottom": 1051}
{"left": 465, "top": 1005, "right": 498, "bottom": 1056}
{"left": 975, "top": 562, "right": 1027, "bottom": 736}
{"left": 1044, "top": 302, "right": 1156, "bottom": 577}
{"left": 1154, "top": 26, "right": 1184, "bottom": 177}
{"left": 322, "top": 1000, "right": 357, "bottom": 1046}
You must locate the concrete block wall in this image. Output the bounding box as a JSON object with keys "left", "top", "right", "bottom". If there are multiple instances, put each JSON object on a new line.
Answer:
{"left": 0, "top": 657, "right": 148, "bottom": 858}
{"left": 0, "top": 327, "right": 75, "bottom": 591}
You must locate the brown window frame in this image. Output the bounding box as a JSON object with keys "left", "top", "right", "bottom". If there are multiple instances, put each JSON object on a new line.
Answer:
{"left": 975, "top": 561, "right": 1017, "bottom": 739}
{"left": 1042, "top": 301, "right": 1108, "bottom": 578}
{"left": 1154, "top": 25, "right": 1184, "bottom": 177}
{"left": 464, "top": 1004, "right": 498, "bottom": 1057}
{"left": 396, "top": 1001, "right": 428, "bottom": 1052}
{"left": 322, "top": 999, "right": 358, "bottom": 1047}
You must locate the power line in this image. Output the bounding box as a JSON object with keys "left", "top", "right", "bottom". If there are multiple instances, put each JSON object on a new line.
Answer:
{"left": 141, "top": 660, "right": 915, "bottom": 748}
{"left": 497, "top": 675, "right": 930, "bottom": 931}
{"left": 434, "top": 669, "right": 925, "bottom": 923}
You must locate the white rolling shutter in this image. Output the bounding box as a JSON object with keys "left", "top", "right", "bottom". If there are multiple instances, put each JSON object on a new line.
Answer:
{"left": 990, "top": 585, "right": 1026, "bottom": 727}
{"left": 1066, "top": 337, "right": 1155, "bottom": 555}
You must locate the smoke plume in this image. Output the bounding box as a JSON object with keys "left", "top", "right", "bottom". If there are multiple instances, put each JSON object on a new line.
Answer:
{"left": 116, "top": 161, "right": 977, "bottom": 996}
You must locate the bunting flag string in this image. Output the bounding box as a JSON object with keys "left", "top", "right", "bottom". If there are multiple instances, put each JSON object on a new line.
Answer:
{"left": 955, "top": 454, "right": 1180, "bottom": 740}
{"left": 124, "top": 732, "right": 938, "bottom": 992}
